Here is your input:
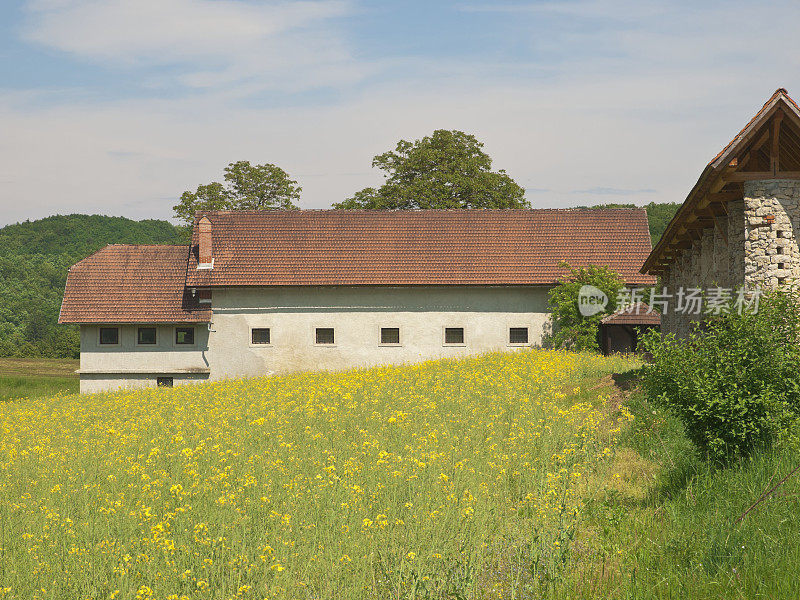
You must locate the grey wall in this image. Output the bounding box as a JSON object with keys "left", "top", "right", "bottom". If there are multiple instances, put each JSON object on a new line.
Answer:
{"left": 79, "top": 324, "right": 211, "bottom": 393}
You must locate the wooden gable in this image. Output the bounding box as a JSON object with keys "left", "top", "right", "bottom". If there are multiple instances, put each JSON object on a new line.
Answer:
{"left": 643, "top": 89, "right": 800, "bottom": 276}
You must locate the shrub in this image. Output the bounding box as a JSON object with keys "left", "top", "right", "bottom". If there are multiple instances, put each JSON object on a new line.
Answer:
{"left": 544, "top": 265, "right": 625, "bottom": 352}
{"left": 641, "top": 289, "right": 800, "bottom": 463}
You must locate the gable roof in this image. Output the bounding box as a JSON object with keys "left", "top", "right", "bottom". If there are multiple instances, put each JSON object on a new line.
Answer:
{"left": 642, "top": 88, "right": 800, "bottom": 275}
{"left": 600, "top": 302, "right": 661, "bottom": 325}
{"left": 185, "top": 209, "right": 655, "bottom": 287}
{"left": 59, "top": 245, "right": 211, "bottom": 324}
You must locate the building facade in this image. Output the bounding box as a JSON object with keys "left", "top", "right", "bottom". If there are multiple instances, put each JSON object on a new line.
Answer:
{"left": 61, "top": 209, "right": 654, "bottom": 393}
{"left": 642, "top": 89, "right": 800, "bottom": 337}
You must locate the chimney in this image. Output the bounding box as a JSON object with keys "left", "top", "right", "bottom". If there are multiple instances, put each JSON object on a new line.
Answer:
{"left": 198, "top": 216, "right": 213, "bottom": 268}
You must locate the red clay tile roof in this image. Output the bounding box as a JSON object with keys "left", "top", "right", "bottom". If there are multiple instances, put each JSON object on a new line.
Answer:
{"left": 59, "top": 245, "right": 211, "bottom": 324}
{"left": 601, "top": 302, "right": 661, "bottom": 325}
{"left": 185, "top": 209, "right": 655, "bottom": 287}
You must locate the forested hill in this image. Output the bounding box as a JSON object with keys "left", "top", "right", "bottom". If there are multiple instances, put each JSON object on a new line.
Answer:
{"left": 0, "top": 215, "right": 183, "bottom": 358}
{"left": 0, "top": 214, "right": 182, "bottom": 256}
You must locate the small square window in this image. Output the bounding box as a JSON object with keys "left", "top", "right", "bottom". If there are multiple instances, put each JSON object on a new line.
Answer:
{"left": 99, "top": 327, "right": 119, "bottom": 345}
{"left": 380, "top": 327, "right": 400, "bottom": 345}
{"left": 137, "top": 327, "right": 157, "bottom": 345}
{"left": 175, "top": 327, "right": 195, "bottom": 345}
{"left": 252, "top": 328, "right": 271, "bottom": 345}
{"left": 777, "top": 247, "right": 784, "bottom": 255}
{"left": 444, "top": 327, "right": 464, "bottom": 345}
{"left": 157, "top": 377, "right": 173, "bottom": 388}
{"left": 509, "top": 327, "right": 529, "bottom": 344}
{"left": 779, "top": 263, "right": 786, "bottom": 270}
{"left": 315, "top": 328, "right": 335, "bottom": 345}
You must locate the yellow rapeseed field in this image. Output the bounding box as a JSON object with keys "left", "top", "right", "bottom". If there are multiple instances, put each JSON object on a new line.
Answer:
{"left": 0, "top": 350, "right": 637, "bottom": 599}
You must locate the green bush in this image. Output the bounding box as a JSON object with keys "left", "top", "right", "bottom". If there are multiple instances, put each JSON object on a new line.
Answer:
{"left": 641, "top": 290, "right": 800, "bottom": 463}
{"left": 543, "top": 265, "right": 625, "bottom": 352}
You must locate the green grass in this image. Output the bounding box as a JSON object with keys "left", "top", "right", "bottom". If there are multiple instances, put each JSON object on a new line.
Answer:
{"left": 0, "top": 357, "right": 78, "bottom": 402}
{"left": 564, "top": 381, "right": 800, "bottom": 599}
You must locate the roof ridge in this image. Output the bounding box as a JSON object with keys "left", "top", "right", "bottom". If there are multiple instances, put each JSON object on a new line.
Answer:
{"left": 195, "top": 207, "right": 649, "bottom": 214}
{"left": 103, "top": 243, "right": 189, "bottom": 247}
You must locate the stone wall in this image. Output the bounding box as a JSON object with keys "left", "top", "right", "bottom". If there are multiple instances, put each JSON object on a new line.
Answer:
{"left": 661, "top": 199, "right": 744, "bottom": 337}
{"left": 662, "top": 180, "right": 800, "bottom": 337}
{"left": 742, "top": 180, "right": 800, "bottom": 288}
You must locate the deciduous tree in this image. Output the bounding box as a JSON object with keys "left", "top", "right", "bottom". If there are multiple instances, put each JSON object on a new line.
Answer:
{"left": 334, "top": 130, "right": 527, "bottom": 209}
{"left": 174, "top": 161, "right": 300, "bottom": 225}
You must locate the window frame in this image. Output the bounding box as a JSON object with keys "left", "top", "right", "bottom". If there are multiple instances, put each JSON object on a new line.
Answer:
{"left": 442, "top": 326, "right": 466, "bottom": 347}
{"left": 314, "top": 327, "right": 336, "bottom": 346}
{"left": 174, "top": 326, "right": 196, "bottom": 347}
{"left": 250, "top": 327, "right": 272, "bottom": 347}
{"left": 98, "top": 326, "right": 120, "bottom": 346}
{"left": 136, "top": 326, "right": 158, "bottom": 346}
{"left": 508, "top": 326, "right": 530, "bottom": 346}
{"left": 378, "top": 326, "right": 402, "bottom": 347}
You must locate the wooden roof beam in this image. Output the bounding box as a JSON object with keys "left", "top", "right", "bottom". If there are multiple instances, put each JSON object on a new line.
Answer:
{"left": 726, "top": 170, "right": 800, "bottom": 182}
{"left": 707, "top": 191, "right": 740, "bottom": 204}
{"left": 703, "top": 207, "right": 729, "bottom": 245}
{"left": 771, "top": 109, "right": 784, "bottom": 175}
{"left": 685, "top": 219, "right": 714, "bottom": 229}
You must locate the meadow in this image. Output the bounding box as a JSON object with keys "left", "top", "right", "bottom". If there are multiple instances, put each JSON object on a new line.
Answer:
{"left": 0, "top": 350, "right": 638, "bottom": 599}
{"left": 0, "top": 358, "right": 79, "bottom": 403}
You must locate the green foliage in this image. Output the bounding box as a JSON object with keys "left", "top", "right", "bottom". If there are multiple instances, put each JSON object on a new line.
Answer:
{"left": 173, "top": 160, "right": 301, "bottom": 225}
{"left": 0, "top": 215, "right": 183, "bottom": 358}
{"left": 334, "top": 130, "right": 528, "bottom": 209}
{"left": 544, "top": 265, "right": 625, "bottom": 352}
{"left": 0, "top": 214, "right": 180, "bottom": 256}
{"left": 643, "top": 201, "right": 681, "bottom": 245}
{"left": 579, "top": 202, "right": 681, "bottom": 246}
{"left": 641, "top": 290, "right": 800, "bottom": 463}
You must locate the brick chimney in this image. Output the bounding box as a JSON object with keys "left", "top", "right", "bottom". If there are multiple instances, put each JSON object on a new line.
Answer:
{"left": 198, "top": 216, "right": 213, "bottom": 268}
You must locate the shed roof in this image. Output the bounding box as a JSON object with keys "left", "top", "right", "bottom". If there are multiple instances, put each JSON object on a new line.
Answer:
{"left": 186, "top": 209, "right": 656, "bottom": 287}
{"left": 59, "top": 245, "right": 211, "bottom": 324}
{"left": 600, "top": 302, "right": 661, "bottom": 326}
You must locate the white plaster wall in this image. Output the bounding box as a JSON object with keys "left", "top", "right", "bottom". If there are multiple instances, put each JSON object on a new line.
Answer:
{"left": 206, "top": 286, "right": 552, "bottom": 380}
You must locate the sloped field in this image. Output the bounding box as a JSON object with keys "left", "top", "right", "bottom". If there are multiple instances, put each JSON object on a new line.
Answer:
{"left": 0, "top": 350, "right": 637, "bottom": 599}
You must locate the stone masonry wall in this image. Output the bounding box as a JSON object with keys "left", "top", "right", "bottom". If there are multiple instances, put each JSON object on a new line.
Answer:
{"left": 743, "top": 180, "right": 800, "bottom": 288}
{"left": 661, "top": 180, "right": 800, "bottom": 338}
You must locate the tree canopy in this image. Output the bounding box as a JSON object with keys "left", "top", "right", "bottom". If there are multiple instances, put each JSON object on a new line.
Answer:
{"left": 174, "top": 161, "right": 301, "bottom": 225}
{"left": 543, "top": 264, "right": 625, "bottom": 352}
{"left": 334, "top": 130, "right": 528, "bottom": 210}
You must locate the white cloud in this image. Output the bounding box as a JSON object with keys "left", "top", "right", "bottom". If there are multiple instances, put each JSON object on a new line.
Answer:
{"left": 0, "top": 72, "right": 747, "bottom": 225}
{"left": 22, "top": 0, "right": 363, "bottom": 92}
{"left": 4, "top": 1, "right": 800, "bottom": 226}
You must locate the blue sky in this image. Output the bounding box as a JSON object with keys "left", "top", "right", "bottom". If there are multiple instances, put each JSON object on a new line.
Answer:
{"left": 1, "top": 0, "right": 800, "bottom": 225}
